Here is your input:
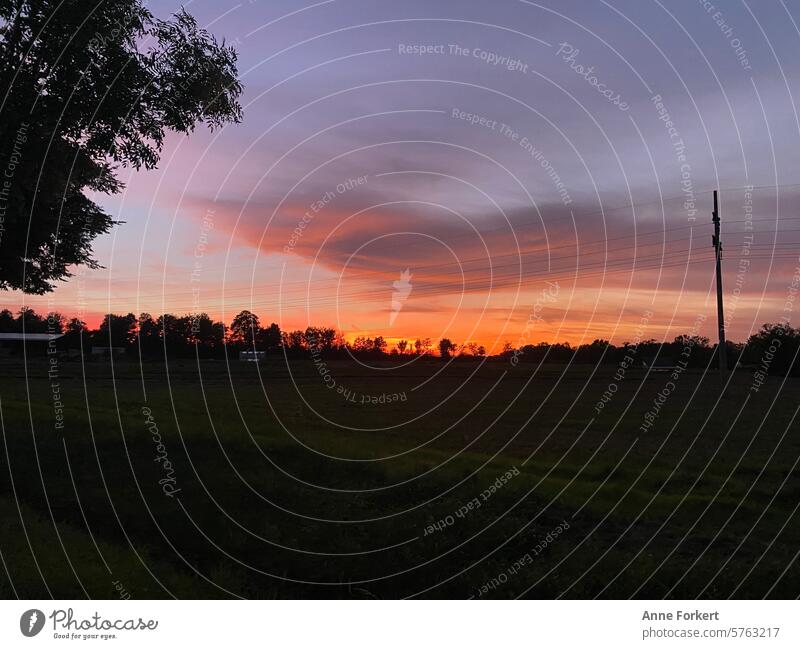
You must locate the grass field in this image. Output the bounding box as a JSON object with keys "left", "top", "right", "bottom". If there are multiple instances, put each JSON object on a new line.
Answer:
{"left": 1, "top": 356, "right": 798, "bottom": 598}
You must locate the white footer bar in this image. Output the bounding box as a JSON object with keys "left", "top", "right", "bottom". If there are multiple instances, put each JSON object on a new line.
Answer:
{"left": 0, "top": 600, "right": 795, "bottom": 648}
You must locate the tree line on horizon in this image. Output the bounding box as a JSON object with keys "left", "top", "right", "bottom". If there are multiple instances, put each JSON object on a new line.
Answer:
{"left": 1, "top": 307, "right": 798, "bottom": 376}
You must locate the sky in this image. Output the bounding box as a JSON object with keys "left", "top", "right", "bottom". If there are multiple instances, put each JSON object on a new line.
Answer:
{"left": 7, "top": 0, "right": 800, "bottom": 351}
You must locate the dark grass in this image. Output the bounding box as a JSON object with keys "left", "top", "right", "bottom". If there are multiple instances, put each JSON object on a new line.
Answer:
{"left": 0, "top": 357, "right": 798, "bottom": 598}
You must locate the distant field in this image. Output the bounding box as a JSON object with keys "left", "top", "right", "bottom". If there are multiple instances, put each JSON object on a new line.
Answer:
{"left": 1, "top": 357, "right": 798, "bottom": 598}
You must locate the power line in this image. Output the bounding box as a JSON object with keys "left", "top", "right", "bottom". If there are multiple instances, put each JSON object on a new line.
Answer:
{"left": 58, "top": 251, "right": 800, "bottom": 316}
{"left": 66, "top": 228, "right": 800, "bottom": 304}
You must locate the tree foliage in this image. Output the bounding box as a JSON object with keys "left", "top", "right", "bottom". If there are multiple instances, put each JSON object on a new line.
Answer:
{"left": 438, "top": 338, "right": 455, "bottom": 360}
{"left": 0, "top": 0, "right": 242, "bottom": 292}
{"left": 6, "top": 306, "right": 798, "bottom": 380}
{"left": 229, "top": 309, "right": 259, "bottom": 346}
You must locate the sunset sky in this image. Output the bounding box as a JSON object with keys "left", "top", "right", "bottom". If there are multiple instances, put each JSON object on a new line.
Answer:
{"left": 6, "top": 0, "right": 800, "bottom": 351}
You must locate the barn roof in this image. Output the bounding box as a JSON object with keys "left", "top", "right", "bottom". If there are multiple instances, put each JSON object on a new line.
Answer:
{"left": 0, "top": 333, "right": 64, "bottom": 341}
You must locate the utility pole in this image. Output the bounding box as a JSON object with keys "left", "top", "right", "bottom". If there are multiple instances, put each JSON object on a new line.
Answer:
{"left": 712, "top": 190, "right": 727, "bottom": 373}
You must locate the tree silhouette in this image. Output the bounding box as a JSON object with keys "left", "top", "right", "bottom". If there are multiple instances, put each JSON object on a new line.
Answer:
{"left": 16, "top": 307, "right": 45, "bottom": 332}
{"left": 45, "top": 311, "right": 65, "bottom": 333}
{"left": 304, "top": 326, "right": 336, "bottom": 352}
{"left": 192, "top": 313, "right": 225, "bottom": 353}
{"left": 0, "top": 309, "right": 13, "bottom": 331}
{"left": 137, "top": 313, "right": 160, "bottom": 355}
{"left": 229, "top": 310, "right": 260, "bottom": 347}
{"left": 0, "top": 1, "right": 242, "bottom": 293}
{"left": 746, "top": 323, "right": 800, "bottom": 376}
{"left": 352, "top": 336, "right": 372, "bottom": 352}
{"left": 11, "top": 305, "right": 798, "bottom": 378}
{"left": 282, "top": 330, "right": 306, "bottom": 352}
{"left": 97, "top": 313, "right": 136, "bottom": 347}
{"left": 438, "top": 338, "right": 456, "bottom": 360}
{"left": 414, "top": 338, "right": 431, "bottom": 355}
{"left": 157, "top": 313, "right": 188, "bottom": 351}
{"left": 257, "top": 322, "right": 282, "bottom": 351}
{"left": 61, "top": 317, "right": 85, "bottom": 348}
